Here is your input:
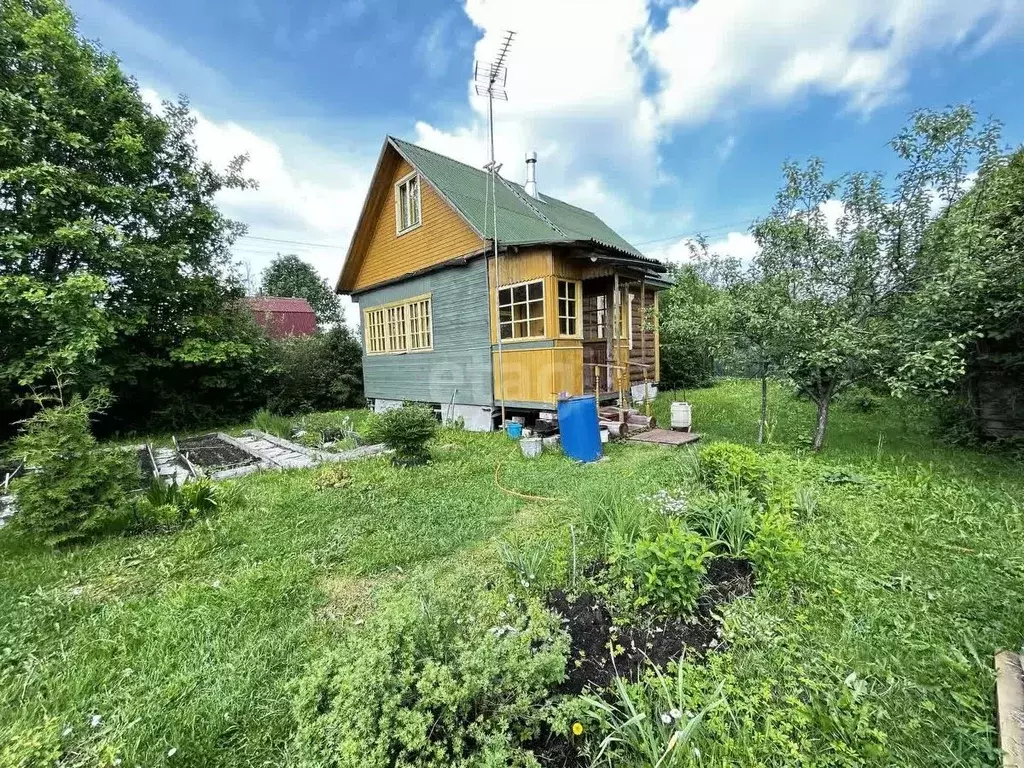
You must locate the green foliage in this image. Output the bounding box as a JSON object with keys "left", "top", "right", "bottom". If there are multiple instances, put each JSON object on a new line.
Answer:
{"left": 689, "top": 489, "right": 758, "bottom": 558}
{"left": 746, "top": 502, "right": 803, "bottom": 582}
{"left": 613, "top": 522, "right": 710, "bottom": 615}
{"left": 8, "top": 387, "right": 136, "bottom": 546}
{"left": 499, "top": 538, "right": 553, "bottom": 590}
{"left": 260, "top": 255, "right": 342, "bottom": 326}
{"left": 889, "top": 148, "right": 1024, "bottom": 437}
{"left": 364, "top": 404, "right": 438, "bottom": 464}
{"left": 0, "top": 273, "right": 113, "bottom": 387}
{"left": 658, "top": 261, "right": 732, "bottom": 389}
{"left": 699, "top": 442, "right": 768, "bottom": 500}
{"left": 293, "top": 593, "right": 567, "bottom": 768}
{"left": 578, "top": 663, "right": 724, "bottom": 768}
{"left": 252, "top": 408, "right": 294, "bottom": 439}
{"left": 1, "top": 0, "right": 267, "bottom": 434}
{"left": 265, "top": 326, "right": 364, "bottom": 415}
{"left": 750, "top": 106, "right": 1003, "bottom": 451}
{"left": 136, "top": 477, "right": 222, "bottom": 529}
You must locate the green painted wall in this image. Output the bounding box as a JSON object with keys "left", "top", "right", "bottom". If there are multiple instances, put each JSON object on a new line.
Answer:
{"left": 355, "top": 260, "right": 493, "bottom": 406}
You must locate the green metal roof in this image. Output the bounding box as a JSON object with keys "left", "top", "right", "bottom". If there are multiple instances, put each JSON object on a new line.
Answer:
{"left": 389, "top": 137, "right": 661, "bottom": 267}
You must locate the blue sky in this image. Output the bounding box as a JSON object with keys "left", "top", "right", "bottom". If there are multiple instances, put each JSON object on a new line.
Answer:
{"left": 69, "top": 0, "right": 1024, "bottom": 319}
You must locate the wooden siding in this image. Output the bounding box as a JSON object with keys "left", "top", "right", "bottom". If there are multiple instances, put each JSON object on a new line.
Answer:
{"left": 492, "top": 346, "right": 583, "bottom": 406}
{"left": 358, "top": 259, "right": 492, "bottom": 405}
{"left": 352, "top": 158, "right": 484, "bottom": 292}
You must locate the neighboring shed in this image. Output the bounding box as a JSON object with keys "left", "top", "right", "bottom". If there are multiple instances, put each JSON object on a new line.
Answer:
{"left": 246, "top": 296, "right": 317, "bottom": 338}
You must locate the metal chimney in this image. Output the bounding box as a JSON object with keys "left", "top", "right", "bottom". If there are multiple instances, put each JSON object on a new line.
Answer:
{"left": 524, "top": 151, "right": 538, "bottom": 199}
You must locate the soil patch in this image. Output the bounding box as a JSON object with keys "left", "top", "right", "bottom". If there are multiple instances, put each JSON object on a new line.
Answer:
{"left": 137, "top": 447, "right": 155, "bottom": 487}
{"left": 549, "top": 557, "right": 754, "bottom": 695}
{"left": 530, "top": 557, "right": 754, "bottom": 766}
{"left": 177, "top": 434, "right": 259, "bottom": 470}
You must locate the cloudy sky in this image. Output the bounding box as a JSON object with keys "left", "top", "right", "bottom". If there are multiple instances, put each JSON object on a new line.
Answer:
{"left": 70, "top": 0, "right": 1024, "bottom": 324}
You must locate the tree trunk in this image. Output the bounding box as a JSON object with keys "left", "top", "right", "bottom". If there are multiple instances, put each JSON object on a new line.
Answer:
{"left": 812, "top": 396, "right": 830, "bottom": 452}
{"left": 757, "top": 357, "right": 768, "bottom": 445}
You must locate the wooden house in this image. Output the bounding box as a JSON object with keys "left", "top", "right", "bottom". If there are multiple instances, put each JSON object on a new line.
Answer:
{"left": 336, "top": 137, "right": 669, "bottom": 431}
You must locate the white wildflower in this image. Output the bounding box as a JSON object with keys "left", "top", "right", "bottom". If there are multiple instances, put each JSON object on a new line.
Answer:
{"left": 167, "top": 747, "right": 177, "bottom": 758}
{"left": 660, "top": 712, "right": 673, "bottom": 725}
{"left": 669, "top": 708, "right": 682, "bottom": 721}
{"left": 90, "top": 714, "right": 102, "bottom": 728}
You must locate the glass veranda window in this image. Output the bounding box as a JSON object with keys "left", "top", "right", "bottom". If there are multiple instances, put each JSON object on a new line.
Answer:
{"left": 558, "top": 280, "right": 578, "bottom": 336}
{"left": 498, "top": 280, "right": 544, "bottom": 340}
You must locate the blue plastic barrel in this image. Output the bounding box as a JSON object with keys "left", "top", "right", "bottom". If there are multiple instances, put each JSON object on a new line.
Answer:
{"left": 557, "top": 395, "right": 602, "bottom": 462}
{"left": 506, "top": 422, "right": 523, "bottom": 439}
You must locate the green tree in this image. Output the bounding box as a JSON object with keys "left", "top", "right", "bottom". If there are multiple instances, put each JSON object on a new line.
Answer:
{"left": 260, "top": 254, "right": 341, "bottom": 326}
{"left": 891, "top": 149, "right": 1023, "bottom": 435}
{"left": 658, "top": 242, "right": 736, "bottom": 389}
{"left": 753, "top": 107, "right": 1001, "bottom": 451}
{"left": 1, "top": 0, "right": 265, "bottom": 432}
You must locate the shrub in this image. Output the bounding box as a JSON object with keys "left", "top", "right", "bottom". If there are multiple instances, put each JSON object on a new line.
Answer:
{"left": 252, "top": 408, "right": 294, "bottom": 438}
{"left": 699, "top": 442, "right": 768, "bottom": 500}
{"left": 690, "top": 489, "right": 757, "bottom": 558}
{"left": 133, "top": 477, "right": 223, "bottom": 530}
{"left": 576, "top": 664, "right": 724, "bottom": 768}
{"left": 294, "top": 594, "right": 567, "bottom": 768}
{"left": 265, "top": 327, "right": 364, "bottom": 415}
{"left": 613, "top": 522, "right": 710, "bottom": 615}
{"left": 747, "top": 503, "right": 803, "bottom": 581}
{"left": 8, "top": 389, "right": 136, "bottom": 546}
{"left": 364, "top": 404, "right": 438, "bottom": 465}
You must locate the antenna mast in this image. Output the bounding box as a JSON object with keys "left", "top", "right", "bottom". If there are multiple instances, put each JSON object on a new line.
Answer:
{"left": 474, "top": 30, "right": 515, "bottom": 430}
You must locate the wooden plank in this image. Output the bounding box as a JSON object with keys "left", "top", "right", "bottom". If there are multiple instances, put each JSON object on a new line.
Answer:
{"left": 627, "top": 428, "right": 701, "bottom": 446}
{"left": 997, "top": 651, "right": 1024, "bottom": 768}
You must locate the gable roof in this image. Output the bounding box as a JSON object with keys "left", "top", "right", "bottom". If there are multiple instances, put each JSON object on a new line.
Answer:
{"left": 389, "top": 137, "right": 655, "bottom": 261}
{"left": 337, "top": 136, "right": 663, "bottom": 294}
{"left": 247, "top": 296, "right": 315, "bottom": 314}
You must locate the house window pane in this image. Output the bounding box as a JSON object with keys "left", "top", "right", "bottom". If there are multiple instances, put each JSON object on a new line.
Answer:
{"left": 396, "top": 174, "right": 421, "bottom": 232}
{"left": 496, "top": 279, "right": 545, "bottom": 340}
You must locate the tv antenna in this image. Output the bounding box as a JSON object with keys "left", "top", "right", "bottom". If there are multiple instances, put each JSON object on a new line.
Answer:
{"left": 473, "top": 30, "right": 515, "bottom": 428}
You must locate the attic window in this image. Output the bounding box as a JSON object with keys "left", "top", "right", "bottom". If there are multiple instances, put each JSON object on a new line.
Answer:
{"left": 395, "top": 172, "right": 421, "bottom": 234}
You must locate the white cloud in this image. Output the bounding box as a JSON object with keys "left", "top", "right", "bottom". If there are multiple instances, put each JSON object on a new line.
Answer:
{"left": 412, "top": 0, "right": 662, "bottom": 235}
{"left": 647, "top": 0, "right": 1024, "bottom": 124}
{"left": 143, "top": 89, "right": 372, "bottom": 327}
{"left": 649, "top": 230, "right": 759, "bottom": 265}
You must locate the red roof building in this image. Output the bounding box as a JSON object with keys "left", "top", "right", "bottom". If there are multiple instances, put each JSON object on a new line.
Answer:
{"left": 246, "top": 296, "right": 317, "bottom": 338}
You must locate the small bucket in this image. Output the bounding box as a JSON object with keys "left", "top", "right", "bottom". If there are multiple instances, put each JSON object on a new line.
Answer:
{"left": 506, "top": 422, "right": 523, "bottom": 439}
{"left": 599, "top": 426, "right": 609, "bottom": 444}
{"left": 519, "top": 437, "right": 542, "bottom": 459}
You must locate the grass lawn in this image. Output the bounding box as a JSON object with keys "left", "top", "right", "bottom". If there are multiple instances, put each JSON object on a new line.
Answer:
{"left": 2, "top": 381, "right": 1022, "bottom": 766}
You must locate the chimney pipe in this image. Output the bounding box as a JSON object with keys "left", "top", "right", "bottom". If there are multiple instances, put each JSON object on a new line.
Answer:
{"left": 524, "top": 151, "right": 538, "bottom": 199}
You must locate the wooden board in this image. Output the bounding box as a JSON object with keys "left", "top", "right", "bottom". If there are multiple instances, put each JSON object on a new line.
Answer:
{"left": 996, "top": 650, "right": 1024, "bottom": 768}
{"left": 627, "top": 428, "right": 701, "bottom": 446}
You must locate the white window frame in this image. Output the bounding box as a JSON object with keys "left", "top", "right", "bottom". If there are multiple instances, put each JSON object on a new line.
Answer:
{"left": 557, "top": 279, "right": 582, "bottom": 338}
{"left": 497, "top": 278, "right": 546, "bottom": 341}
{"left": 395, "top": 171, "right": 422, "bottom": 235}
{"left": 363, "top": 293, "right": 434, "bottom": 355}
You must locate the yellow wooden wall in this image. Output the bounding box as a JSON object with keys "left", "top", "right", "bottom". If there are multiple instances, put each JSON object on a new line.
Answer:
{"left": 487, "top": 248, "right": 585, "bottom": 404}
{"left": 352, "top": 158, "right": 484, "bottom": 291}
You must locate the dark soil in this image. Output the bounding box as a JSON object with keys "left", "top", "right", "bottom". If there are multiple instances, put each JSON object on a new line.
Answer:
{"left": 529, "top": 557, "right": 755, "bottom": 766}
{"left": 137, "top": 447, "right": 156, "bottom": 487}
{"left": 550, "top": 557, "right": 753, "bottom": 695}
{"left": 177, "top": 434, "right": 259, "bottom": 470}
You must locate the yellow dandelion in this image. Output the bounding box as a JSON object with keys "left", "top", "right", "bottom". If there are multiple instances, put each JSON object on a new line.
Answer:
{"left": 571, "top": 722, "right": 584, "bottom": 736}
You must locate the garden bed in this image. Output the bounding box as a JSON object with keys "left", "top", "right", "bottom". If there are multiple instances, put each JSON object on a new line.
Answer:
{"left": 549, "top": 557, "right": 754, "bottom": 695}
{"left": 176, "top": 434, "right": 259, "bottom": 470}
